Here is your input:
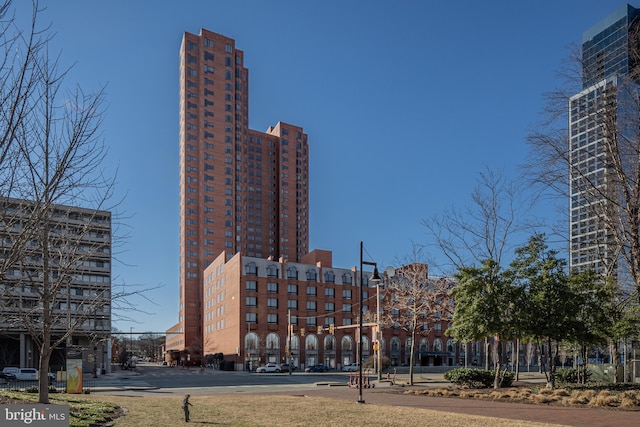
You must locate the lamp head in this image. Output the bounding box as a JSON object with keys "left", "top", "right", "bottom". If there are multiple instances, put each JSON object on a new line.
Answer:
{"left": 370, "top": 266, "right": 382, "bottom": 283}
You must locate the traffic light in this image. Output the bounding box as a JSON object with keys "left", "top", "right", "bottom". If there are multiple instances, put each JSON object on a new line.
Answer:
{"left": 300, "top": 327, "right": 305, "bottom": 337}
{"left": 317, "top": 325, "right": 323, "bottom": 334}
{"left": 329, "top": 324, "right": 335, "bottom": 335}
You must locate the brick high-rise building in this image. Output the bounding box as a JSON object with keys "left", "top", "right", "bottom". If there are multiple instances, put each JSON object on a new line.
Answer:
{"left": 166, "top": 29, "right": 309, "bottom": 351}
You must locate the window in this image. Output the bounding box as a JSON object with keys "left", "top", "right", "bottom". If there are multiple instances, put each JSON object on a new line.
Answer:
{"left": 342, "top": 289, "right": 352, "bottom": 299}
{"left": 286, "top": 267, "right": 298, "bottom": 279}
{"left": 306, "top": 286, "right": 316, "bottom": 296}
{"left": 325, "top": 288, "right": 335, "bottom": 298}
{"left": 246, "top": 296, "right": 257, "bottom": 307}
{"left": 324, "top": 317, "right": 335, "bottom": 326}
{"left": 307, "top": 316, "right": 317, "bottom": 326}
{"left": 267, "top": 282, "right": 278, "bottom": 293}
{"left": 342, "top": 274, "right": 352, "bottom": 284}
{"left": 324, "top": 271, "right": 335, "bottom": 283}
{"left": 287, "top": 300, "right": 298, "bottom": 310}
{"left": 267, "top": 298, "right": 278, "bottom": 309}
{"left": 342, "top": 303, "right": 352, "bottom": 313}
{"left": 225, "top": 43, "right": 232, "bottom": 53}
{"left": 325, "top": 302, "right": 335, "bottom": 312}
{"left": 287, "top": 284, "right": 298, "bottom": 295}
{"left": 245, "top": 262, "right": 257, "bottom": 275}
{"left": 306, "top": 301, "right": 317, "bottom": 311}
{"left": 246, "top": 280, "right": 257, "bottom": 291}
{"left": 246, "top": 312, "right": 257, "bottom": 323}
{"left": 267, "top": 314, "right": 278, "bottom": 324}
{"left": 267, "top": 264, "right": 278, "bottom": 277}
{"left": 306, "top": 269, "right": 317, "bottom": 281}
{"left": 434, "top": 323, "right": 442, "bottom": 332}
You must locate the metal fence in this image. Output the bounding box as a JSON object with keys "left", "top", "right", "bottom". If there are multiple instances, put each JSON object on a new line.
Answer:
{"left": 0, "top": 379, "right": 95, "bottom": 392}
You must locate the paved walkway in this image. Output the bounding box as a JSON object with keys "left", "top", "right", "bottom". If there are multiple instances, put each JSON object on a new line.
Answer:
{"left": 292, "top": 384, "right": 640, "bottom": 427}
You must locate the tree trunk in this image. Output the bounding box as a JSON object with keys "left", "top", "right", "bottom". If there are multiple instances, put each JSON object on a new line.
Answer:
{"left": 515, "top": 339, "right": 520, "bottom": 381}
{"left": 546, "top": 338, "right": 558, "bottom": 389}
{"left": 493, "top": 339, "right": 503, "bottom": 389}
{"left": 38, "top": 338, "right": 52, "bottom": 404}
{"left": 485, "top": 338, "right": 490, "bottom": 370}
{"left": 611, "top": 340, "right": 621, "bottom": 383}
{"left": 408, "top": 329, "right": 416, "bottom": 386}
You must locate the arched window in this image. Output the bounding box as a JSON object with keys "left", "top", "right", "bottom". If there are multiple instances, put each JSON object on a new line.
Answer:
{"left": 324, "top": 335, "right": 336, "bottom": 351}
{"left": 447, "top": 339, "right": 454, "bottom": 353}
{"left": 342, "top": 273, "right": 352, "bottom": 284}
{"left": 245, "top": 332, "right": 259, "bottom": 352}
{"left": 306, "top": 269, "right": 317, "bottom": 281}
{"left": 324, "top": 270, "right": 335, "bottom": 283}
{"left": 362, "top": 336, "right": 370, "bottom": 353}
{"left": 419, "top": 338, "right": 429, "bottom": 352}
{"left": 286, "top": 267, "right": 298, "bottom": 280}
{"left": 267, "top": 264, "right": 278, "bottom": 277}
{"left": 433, "top": 338, "right": 443, "bottom": 352}
{"left": 306, "top": 334, "right": 318, "bottom": 351}
{"left": 390, "top": 337, "right": 401, "bottom": 352}
{"left": 244, "top": 262, "right": 257, "bottom": 275}
{"left": 266, "top": 333, "right": 279, "bottom": 350}
{"left": 289, "top": 335, "right": 300, "bottom": 351}
{"left": 341, "top": 336, "right": 353, "bottom": 352}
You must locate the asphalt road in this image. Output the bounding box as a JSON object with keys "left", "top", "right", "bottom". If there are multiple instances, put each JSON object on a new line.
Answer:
{"left": 93, "top": 362, "right": 379, "bottom": 396}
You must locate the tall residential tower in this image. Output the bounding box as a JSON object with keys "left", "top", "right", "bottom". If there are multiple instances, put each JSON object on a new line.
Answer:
{"left": 167, "top": 29, "right": 309, "bottom": 351}
{"left": 569, "top": 4, "right": 640, "bottom": 275}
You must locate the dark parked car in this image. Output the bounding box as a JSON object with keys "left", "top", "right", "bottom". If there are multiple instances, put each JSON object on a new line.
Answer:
{"left": 0, "top": 372, "right": 16, "bottom": 382}
{"left": 280, "top": 363, "right": 297, "bottom": 372}
{"left": 304, "top": 364, "right": 329, "bottom": 372}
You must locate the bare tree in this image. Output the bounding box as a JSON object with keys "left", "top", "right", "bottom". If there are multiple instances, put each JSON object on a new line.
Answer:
{"left": 383, "top": 254, "right": 453, "bottom": 385}
{"left": 422, "top": 167, "right": 532, "bottom": 275}
{"left": 0, "top": 0, "right": 117, "bottom": 403}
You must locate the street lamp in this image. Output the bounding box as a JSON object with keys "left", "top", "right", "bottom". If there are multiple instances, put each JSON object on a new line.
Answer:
{"left": 358, "top": 241, "right": 381, "bottom": 404}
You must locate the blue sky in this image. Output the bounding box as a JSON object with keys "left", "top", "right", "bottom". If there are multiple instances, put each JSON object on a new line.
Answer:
{"left": 18, "top": 0, "right": 625, "bottom": 334}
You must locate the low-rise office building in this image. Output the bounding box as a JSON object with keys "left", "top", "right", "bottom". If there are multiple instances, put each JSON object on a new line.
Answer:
{"left": 0, "top": 198, "right": 112, "bottom": 374}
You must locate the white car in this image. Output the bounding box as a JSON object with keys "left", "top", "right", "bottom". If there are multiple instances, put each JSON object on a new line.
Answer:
{"left": 15, "top": 368, "right": 37, "bottom": 381}
{"left": 341, "top": 363, "right": 359, "bottom": 372}
{"left": 255, "top": 363, "right": 281, "bottom": 373}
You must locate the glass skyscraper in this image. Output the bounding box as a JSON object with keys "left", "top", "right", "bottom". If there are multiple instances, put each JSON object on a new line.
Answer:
{"left": 569, "top": 4, "right": 640, "bottom": 276}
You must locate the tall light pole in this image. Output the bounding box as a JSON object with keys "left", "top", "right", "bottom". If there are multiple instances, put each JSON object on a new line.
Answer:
{"left": 359, "top": 241, "right": 380, "bottom": 404}
{"left": 376, "top": 279, "right": 382, "bottom": 381}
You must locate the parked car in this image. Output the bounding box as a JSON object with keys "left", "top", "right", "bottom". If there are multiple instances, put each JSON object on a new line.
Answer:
{"left": 15, "top": 368, "right": 37, "bottom": 381}
{"left": 2, "top": 367, "right": 19, "bottom": 377}
{"left": 305, "top": 364, "right": 329, "bottom": 372}
{"left": 341, "top": 363, "right": 359, "bottom": 372}
{"left": 255, "top": 363, "right": 281, "bottom": 373}
{"left": 280, "top": 363, "right": 297, "bottom": 372}
{"left": 0, "top": 372, "right": 16, "bottom": 382}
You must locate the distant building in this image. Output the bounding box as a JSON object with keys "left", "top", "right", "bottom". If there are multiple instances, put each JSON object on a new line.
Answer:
{"left": 0, "top": 198, "right": 112, "bottom": 374}
{"left": 569, "top": 4, "right": 640, "bottom": 276}
{"left": 167, "top": 28, "right": 309, "bottom": 352}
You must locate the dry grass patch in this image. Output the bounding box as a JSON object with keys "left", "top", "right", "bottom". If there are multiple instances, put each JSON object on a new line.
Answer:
{"left": 594, "top": 390, "right": 619, "bottom": 407}
{"left": 82, "top": 393, "right": 557, "bottom": 427}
